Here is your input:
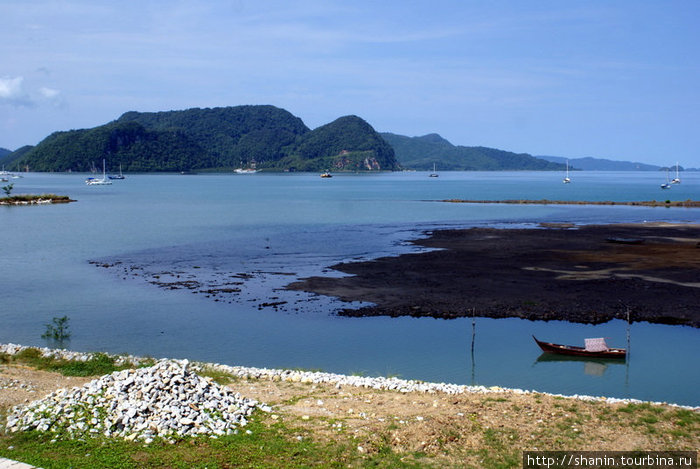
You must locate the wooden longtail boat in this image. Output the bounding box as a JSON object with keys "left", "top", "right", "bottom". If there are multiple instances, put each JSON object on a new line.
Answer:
{"left": 532, "top": 336, "right": 626, "bottom": 359}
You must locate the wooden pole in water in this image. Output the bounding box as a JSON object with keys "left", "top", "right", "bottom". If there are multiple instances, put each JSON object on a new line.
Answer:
{"left": 626, "top": 306, "right": 631, "bottom": 359}
{"left": 625, "top": 305, "right": 631, "bottom": 396}
{"left": 470, "top": 308, "right": 476, "bottom": 385}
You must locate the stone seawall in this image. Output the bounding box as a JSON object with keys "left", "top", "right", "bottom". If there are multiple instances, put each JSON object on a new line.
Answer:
{"left": 1, "top": 343, "right": 697, "bottom": 411}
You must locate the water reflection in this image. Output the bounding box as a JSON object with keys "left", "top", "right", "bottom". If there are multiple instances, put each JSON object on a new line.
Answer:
{"left": 533, "top": 353, "right": 626, "bottom": 376}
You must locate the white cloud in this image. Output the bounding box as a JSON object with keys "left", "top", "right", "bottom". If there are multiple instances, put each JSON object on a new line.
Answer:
{"left": 0, "top": 76, "right": 33, "bottom": 106}
{"left": 0, "top": 76, "right": 64, "bottom": 108}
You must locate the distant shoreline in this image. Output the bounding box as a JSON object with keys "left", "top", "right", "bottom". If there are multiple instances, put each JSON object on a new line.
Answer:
{"left": 441, "top": 199, "right": 700, "bottom": 207}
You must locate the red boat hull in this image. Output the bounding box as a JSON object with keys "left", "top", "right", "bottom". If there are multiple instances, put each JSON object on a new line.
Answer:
{"left": 533, "top": 336, "right": 626, "bottom": 359}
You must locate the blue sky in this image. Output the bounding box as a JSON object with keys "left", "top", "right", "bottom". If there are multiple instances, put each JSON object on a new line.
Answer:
{"left": 1, "top": 0, "right": 699, "bottom": 166}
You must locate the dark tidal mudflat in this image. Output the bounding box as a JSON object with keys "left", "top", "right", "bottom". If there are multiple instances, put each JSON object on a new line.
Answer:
{"left": 287, "top": 223, "right": 700, "bottom": 327}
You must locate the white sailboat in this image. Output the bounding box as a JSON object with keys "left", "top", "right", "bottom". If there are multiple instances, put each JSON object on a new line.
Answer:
{"left": 563, "top": 159, "right": 571, "bottom": 183}
{"left": 671, "top": 162, "right": 681, "bottom": 184}
{"left": 86, "top": 159, "right": 112, "bottom": 185}
{"left": 660, "top": 168, "right": 671, "bottom": 189}
{"left": 429, "top": 162, "right": 439, "bottom": 177}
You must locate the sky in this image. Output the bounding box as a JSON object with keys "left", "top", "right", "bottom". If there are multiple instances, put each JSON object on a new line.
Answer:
{"left": 1, "top": 0, "right": 699, "bottom": 167}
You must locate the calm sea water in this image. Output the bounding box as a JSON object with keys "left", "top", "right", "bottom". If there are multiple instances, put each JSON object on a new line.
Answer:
{"left": 2, "top": 171, "right": 699, "bottom": 406}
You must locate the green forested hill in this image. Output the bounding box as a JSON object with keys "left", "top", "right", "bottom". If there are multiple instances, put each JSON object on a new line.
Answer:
{"left": 117, "top": 105, "right": 309, "bottom": 168}
{"left": 11, "top": 106, "right": 399, "bottom": 172}
{"left": 0, "top": 145, "right": 34, "bottom": 170}
{"left": 382, "top": 132, "right": 565, "bottom": 171}
{"left": 276, "top": 116, "right": 399, "bottom": 171}
{"left": 0, "top": 147, "right": 14, "bottom": 168}
{"left": 19, "top": 121, "right": 208, "bottom": 172}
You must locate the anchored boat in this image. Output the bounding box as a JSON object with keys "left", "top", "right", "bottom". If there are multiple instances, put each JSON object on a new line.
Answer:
{"left": 532, "top": 336, "right": 626, "bottom": 359}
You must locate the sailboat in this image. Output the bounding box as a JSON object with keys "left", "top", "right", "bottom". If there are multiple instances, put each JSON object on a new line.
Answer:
{"left": 671, "top": 162, "right": 681, "bottom": 184}
{"left": 429, "top": 163, "right": 438, "bottom": 177}
{"left": 86, "top": 159, "right": 112, "bottom": 185}
{"left": 563, "top": 160, "right": 571, "bottom": 183}
{"left": 660, "top": 168, "right": 671, "bottom": 189}
{"left": 109, "top": 164, "right": 125, "bottom": 180}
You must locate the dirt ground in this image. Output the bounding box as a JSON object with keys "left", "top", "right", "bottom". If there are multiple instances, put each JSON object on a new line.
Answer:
{"left": 1, "top": 364, "right": 697, "bottom": 467}
{"left": 288, "top": 223, "right": 700, "bottom": 327}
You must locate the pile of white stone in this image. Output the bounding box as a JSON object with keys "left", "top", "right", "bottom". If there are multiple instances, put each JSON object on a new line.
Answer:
{"left": 4, "top": 359, "right": 261, "bottom": 443}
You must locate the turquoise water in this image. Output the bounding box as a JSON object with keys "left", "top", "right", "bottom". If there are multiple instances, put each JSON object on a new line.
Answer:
{"left": 2, "top": 171, "right": 698, "bottom": 406}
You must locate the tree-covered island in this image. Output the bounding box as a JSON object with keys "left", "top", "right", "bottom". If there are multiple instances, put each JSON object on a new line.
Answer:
{"left": 2, "top": 105, "right": 566, "bottom": 173}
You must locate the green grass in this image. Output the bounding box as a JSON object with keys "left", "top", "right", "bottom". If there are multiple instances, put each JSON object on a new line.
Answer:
{"left": 0, "top": 418, "right": 425, "bottom": 469}
{"left": 475, "top": 428, "right": 520, "bottom": 469}
{"left": 7, "top": 347, "right": 147, "bottom": 377}
{"left": 197, "top": 367, "right": 237, "bottom": 385}
{"left": 481, "top": 397, "right": 507, "bottom": 404}
{"left": 671, "top": 408, "right": 699, "bottom": 427}
{"left": 613, "top": 402, "right": 700, "bottom": 437}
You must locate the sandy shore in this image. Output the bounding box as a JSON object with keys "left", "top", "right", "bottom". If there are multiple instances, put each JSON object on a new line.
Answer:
{"left": 287, "top": 223, "right": 700, "bottom": 327}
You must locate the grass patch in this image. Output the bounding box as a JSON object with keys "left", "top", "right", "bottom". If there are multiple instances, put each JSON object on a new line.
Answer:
{"left": 666, "top": 409, "right": 700, "bottom": 438}
{"left": 477, "top": 428, "right": 520, "bottom": 468}
{"left": 482, "top": 397, "right": 508, "bottom": 404}
{"left": 292, "top": 367, "right": 325, "bottom": 373}
{"left": 198, "top": 367, "right": 237, "bottom": 385}
{"left": 8, "top": 348, "right": 140, "bottom": 377}
{"left": 0, "top": 418, "right": 426, "bottom": 469}
{"left": 670, "top": 408, "right": 698, "bottom": 427}
{"left": 617, "top": 402, "right": 665, "bottom": 415}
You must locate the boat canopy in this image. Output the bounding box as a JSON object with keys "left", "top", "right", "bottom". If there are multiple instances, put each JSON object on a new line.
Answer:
{"left": 584, "top": 338, "right": 609, "bottom": 352}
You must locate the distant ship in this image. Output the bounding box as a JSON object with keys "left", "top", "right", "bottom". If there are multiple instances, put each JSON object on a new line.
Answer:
{"left": 234, "top": 159, "right": 259, "bottom": 174}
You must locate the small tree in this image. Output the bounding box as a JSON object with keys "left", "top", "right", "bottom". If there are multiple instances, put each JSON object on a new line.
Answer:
{"left": 2, "top": 183, "right": 13, "bottom": 196}
{"left": 42, "top": 315, "right": 71, "bottom": 341}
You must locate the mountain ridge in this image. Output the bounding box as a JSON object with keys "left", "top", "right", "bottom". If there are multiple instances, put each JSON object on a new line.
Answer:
{"left": 3, "top": 106, "right": 684, "bottom": 172}
{"left": 382, "top": 132, "right": 564, "bottom": 171}
{"left": 538, "top": 155, "right": 663, "bottom": 171}
{"left": 6, "top": 106, "right": 398, "bottom": 172}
